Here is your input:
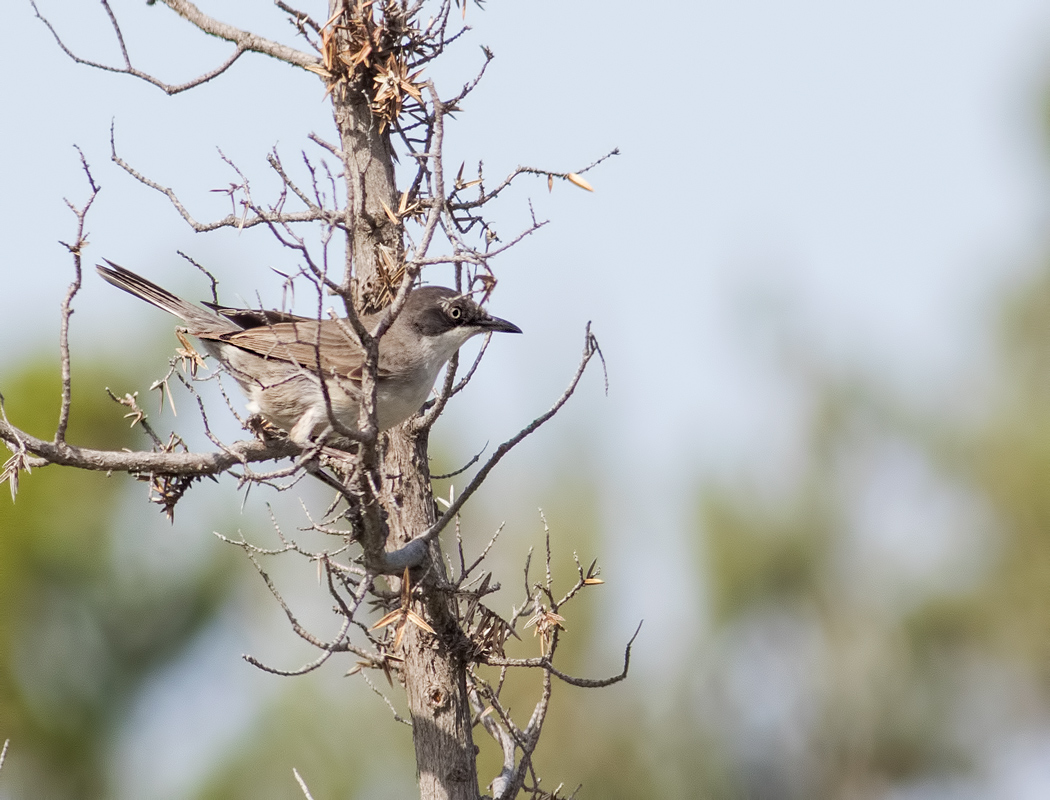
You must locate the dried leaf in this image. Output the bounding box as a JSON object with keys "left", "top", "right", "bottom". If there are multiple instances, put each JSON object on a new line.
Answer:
{"left": 566, "top": 173, "right": 594, "bottom": 192}
{"left": 406, "top": 610, "right": 436, "bottom": 635}
{"left": 321, "top": 78, "right": 340, "bottom": 103}
{"left": 371, "top": 609, "right": 403, "bottom": 630}
{"left": 303, "top": 63, "right": 333, "bottom": 78}
{"left": 1, "top": 452, "right": 27, "bottom": 501}
{"left": 400, "top": 567, "right": 412, "bottom": 605}
{"left": 319, "top": 7, "right": 343, "bottom": 32}
{"left": 175, "top": 329, "right": 206, "bottom": 374}
{"left": 379, "top": 200, "right": 399, "bottom": 226}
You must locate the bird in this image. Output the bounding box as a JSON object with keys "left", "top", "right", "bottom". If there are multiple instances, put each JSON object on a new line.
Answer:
{"left": 96, "top": 261, "right": 521, "bottom": 442}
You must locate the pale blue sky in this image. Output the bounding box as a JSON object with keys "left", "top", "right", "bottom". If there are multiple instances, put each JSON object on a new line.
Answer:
{"left": 4, "top": 2, "right": 1049, "bottom": 467}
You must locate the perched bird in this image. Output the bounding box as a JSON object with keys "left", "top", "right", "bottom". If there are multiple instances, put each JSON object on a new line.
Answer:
{"left": 97, "top": 261, "right": 521, "bottom": 442}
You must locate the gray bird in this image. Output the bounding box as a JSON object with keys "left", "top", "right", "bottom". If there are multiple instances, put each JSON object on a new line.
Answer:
{"left": 97, "top": 261, "right": 521, "bottom": 442}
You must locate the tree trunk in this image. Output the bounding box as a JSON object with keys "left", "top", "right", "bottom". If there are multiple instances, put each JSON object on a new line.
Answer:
{"left": 327, "top": 27, "right": 481, "bottom": 798}
{"left": 385, "top": 433, "right": 480, "bottom": 800}
{"left": 332, "top": 93, "right": 404, "bottom": 313}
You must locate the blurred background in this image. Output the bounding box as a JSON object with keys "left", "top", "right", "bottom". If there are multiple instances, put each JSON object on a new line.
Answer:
{"left": 4, "top": 0, "right": 1050, "bottom": 797}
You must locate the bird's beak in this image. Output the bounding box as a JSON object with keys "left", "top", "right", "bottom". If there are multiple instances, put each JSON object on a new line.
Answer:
{"left": 478, "top": 313, "right": 522, "bottom": 334}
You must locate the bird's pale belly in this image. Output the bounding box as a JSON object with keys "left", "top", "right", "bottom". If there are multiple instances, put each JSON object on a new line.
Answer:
{"left": 246, "top": 369, "right": 435, "bottom": 441}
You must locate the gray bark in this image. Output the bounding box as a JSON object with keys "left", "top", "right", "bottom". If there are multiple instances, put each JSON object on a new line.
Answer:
{"left": 326, "top": 6, "right": 481, "bottom": 793}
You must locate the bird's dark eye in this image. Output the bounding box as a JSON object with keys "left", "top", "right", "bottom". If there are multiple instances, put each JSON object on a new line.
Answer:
{"left": 448, "top": 306, "right": 462, "bottom": 321}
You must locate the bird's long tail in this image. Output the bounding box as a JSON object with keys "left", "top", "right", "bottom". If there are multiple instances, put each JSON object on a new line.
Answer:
{"left": 96, "top": 260, "right": 233, "bottom": 335}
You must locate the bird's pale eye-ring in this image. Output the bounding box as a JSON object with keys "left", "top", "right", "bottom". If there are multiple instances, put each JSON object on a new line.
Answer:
{"left": 448, "top": 306, "right": 462, "bottom": 321}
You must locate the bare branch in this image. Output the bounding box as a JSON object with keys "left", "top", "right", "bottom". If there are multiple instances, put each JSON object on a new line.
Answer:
{"left": 418, "top": 351, "right": 461, "bottom": 430}
{"left": 267, "top": 150, "right": 319, "bottom": 212}
{"left": 457, "top": 522, "right": 504, "bottom": 585}
{"left": 471, "top": 680, "right": 516, "bottom": 798}
{"left": 402, "top": 324, "right": 604, "bottom": 554}
{"left": 449, "top": 333, "right": 493, "bottom": 397}
{"left": 241, "top": 553, "right": 377, "bottom": 676}
{"left": 445, "top": 45, "right": 494, "bottom": 106}
{"left": 276, "top": 0, "right": 322, "bottom": 40}
{"left": 33, "top": 0, "right": 320, "bottom": 96}
{"left": 0, "top": 416, "right": 297, "bottom": 475}
{"left": 292, "top": 768, "right": 316, "bottom": 800}
{"left": 361, "top": 673, "right": 413, "bottom": 726}
{"left": 158, "top": 0, "right": 316, "bottom": 67}
{"left": 431, "top": 440, "right": 486, "bottom": 480}
{"left": 308, "top": 131, "right": 343, "bottom": 158}
{"left": 485, "top": 622, "right": 643, "bottom": 688}
{"left": 449, "top": 149, "right": 620, "bottom": 213}
{"left": 55, "top": 149, "right": 100, "bottom": 443}
{"left": 111, "top": 127, "right": 337, "bottom": 232}
{"left": 33, "top": 1, "right": 246, "bottom": 95}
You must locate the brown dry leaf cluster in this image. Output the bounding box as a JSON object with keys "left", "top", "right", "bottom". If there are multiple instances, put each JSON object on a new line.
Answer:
{"left": 0, "top": 446, "right": 31, "bottom": 502}
{"left": 371, "top": 54, "right": 424, "bottom": 130}
{"left": 174, "top": 328, "right": 207, "bottom": 376}
{"left": 371, "top": 568, "right": 437, "bottom": 649}
{"left": 318, "top": 1, "right": 427, "bottom": 131}
{"left": 140, "top": 433, "right": 198, "bottom": 522}
{"left": 468, "top": 606, "right": 515, "bottom": 658}
{"left": 526, "top": 606, "right": 566, "bottom": 656}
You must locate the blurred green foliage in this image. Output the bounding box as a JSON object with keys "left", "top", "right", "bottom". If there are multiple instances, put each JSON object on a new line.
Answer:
{"left": 692, "top": 258, "right": 1050, "bottom": 797}
{"left": 194, "top": 680, "right": 416, "bottom": 800}
{"left": 0, "top": 358, "right": 239, "bottom": 797}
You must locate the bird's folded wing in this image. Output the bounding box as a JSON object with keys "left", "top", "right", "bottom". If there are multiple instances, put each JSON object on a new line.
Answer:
{"left": 202, "top": 304, "right": 312, "bottom": 328}
{"left": 219, "top": 321, "right": 391, "bottom": 382}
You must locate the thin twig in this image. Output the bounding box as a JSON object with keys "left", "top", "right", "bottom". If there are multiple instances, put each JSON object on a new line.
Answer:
{"left": 361, "top": 673, "right": 413, "bottom": 726}
{"left": 407, "top": 324, "right": 603, "bottom": 550}
{"left": 450, "top": 149, "right": 620, "bottom": 212}
{"left": 111, "top": 125, "right": 336, "bottom": 232}
{"left": 292, "top": 768, "right": 315, "bottom": 800}
{"left": 431, "top": 441, "right": 486, "bottom": 480}
{"left": 485, "top": 621, "right": 643, "bottom": 688}
{"left": 55, "top": 149, "right": 99, "bottom": 443}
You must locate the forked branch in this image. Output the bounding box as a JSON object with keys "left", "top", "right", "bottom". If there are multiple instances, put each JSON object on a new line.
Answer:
{"left": 393, "top": 324, "right": 607, "bottom": 564}
{"left": 33, "top": 0, "right": 319, "bottom": 95}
